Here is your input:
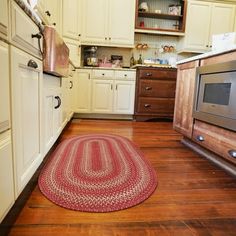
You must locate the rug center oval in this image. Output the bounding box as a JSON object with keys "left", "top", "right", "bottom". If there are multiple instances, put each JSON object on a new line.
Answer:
{"left": 39, "top": 134, "right": 157, "bottom": 212}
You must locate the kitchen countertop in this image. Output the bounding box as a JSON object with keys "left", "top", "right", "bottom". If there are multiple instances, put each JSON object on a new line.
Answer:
{"left": 177, "top": 46, "right": 236, "bottom": 64}
{"left": 77, "top": 66, "right": 136, "bottom": 71}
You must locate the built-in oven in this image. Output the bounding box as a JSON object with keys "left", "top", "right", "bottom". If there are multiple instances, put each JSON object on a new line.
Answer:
{"left": 193, "top": 60, "right": 236, "bottom": 131}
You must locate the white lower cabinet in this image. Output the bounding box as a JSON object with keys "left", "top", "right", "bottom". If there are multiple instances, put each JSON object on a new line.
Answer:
{"left": 92, "top": 79, "right": 113, "bottom": 113}
{"left": 0, "top": 131, "right": 14, "bottom": 223}
{"left": 74, "top": 69, "right": 92, "bottom": 113}
{"left": 43, "top": 74, "right": 62, "bottom": 155}
{"left": 10, "top": 46, "right": 43, "bottom": 197}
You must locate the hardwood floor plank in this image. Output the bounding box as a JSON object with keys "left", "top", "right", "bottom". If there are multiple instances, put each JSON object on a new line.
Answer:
{"left": 4, "top": 119, "right": 236, "bottom": 235}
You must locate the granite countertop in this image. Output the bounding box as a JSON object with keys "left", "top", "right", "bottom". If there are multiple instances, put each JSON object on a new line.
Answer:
{"left": 177, "top": 46, "right": 236, "bottom": 64}
{"left": 14, "top": 0, "right": 44, "bottom": 31}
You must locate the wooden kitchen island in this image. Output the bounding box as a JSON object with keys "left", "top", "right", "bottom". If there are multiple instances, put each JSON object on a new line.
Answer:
{"left": 174, "top": 48, "right": 236, "bottom": 176}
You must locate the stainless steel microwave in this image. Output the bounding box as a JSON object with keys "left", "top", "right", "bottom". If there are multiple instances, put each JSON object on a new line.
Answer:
{"left": 193, "top": 60, "right": 236, "bottom": 131}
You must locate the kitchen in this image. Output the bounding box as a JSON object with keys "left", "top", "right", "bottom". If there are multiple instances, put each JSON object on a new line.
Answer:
{"left": 1, "top": 0, "right": 236, "bottom": 235}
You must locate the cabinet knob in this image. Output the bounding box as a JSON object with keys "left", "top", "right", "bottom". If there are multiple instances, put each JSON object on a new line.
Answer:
{"left": 109, "top": 37, "right": 111, "bottom": 40}
{"left": 52, "top": 22, "right": 56, "bottom": 26}
{"left": 78, "top": 34, "right": 81, "bottom": 37}
{"left": 144, "top": 104, "right": 151, "bottom": 108}
{"left": 206, "top": 45, "right": 209, "bottom": 48}
{"left": 145, "top": 86, "right": 152, "bottom": 90}
{"left": 31, "top": 33, "right": 42, "bottom": 39}
{"left": 27, "top": 59, "right": 38, "bottom": 69}
{"left": 45, "top": 10, "right": 51, "bottom": 17}
{"left": 146, "top": 73, "right": 152, "bottom": 76}
{"left": 54, "top": 96, "right": 61, "bottom": 109}
{"left": 69, "top": 81, "right": 73, "bottom": 89}
{"left": 124, "top": 74, "right": 127, "bottom": 77}
{"left": 196, "top": 135, "right": 204, "bottom": 142}
{"left": 105, "top": 37, "right": 107, "bottom": 40}
{"left": 102, "top": 73, "right": 105, "bottom": 76}
{"left": 228, "top": 150, "right": 236, "bottom": 158}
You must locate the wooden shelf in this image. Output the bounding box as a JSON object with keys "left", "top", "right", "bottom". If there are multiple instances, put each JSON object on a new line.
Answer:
{"left": 135, "top": 28, "right": 185, "bottom": 36}
{"left": 138, "top": 11, "right": 183, "bottom": 21}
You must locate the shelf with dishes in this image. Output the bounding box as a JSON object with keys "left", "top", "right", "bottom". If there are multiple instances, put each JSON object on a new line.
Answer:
{"left": 135, "top": 0, "right": 187, "bottom": 36}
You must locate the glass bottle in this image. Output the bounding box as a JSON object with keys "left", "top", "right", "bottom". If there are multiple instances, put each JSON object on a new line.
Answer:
{"left": 138, "top": 54, "right": 143, "bottom": 64}
{"left": 130, "top": 53, "right": 135, "bottom": 67}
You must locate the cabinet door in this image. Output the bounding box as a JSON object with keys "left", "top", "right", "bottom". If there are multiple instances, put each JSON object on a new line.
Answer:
{"left": 74, "top": 70, "right": 92, "bottom": 113}
{"left": 62, "top": 0, "right": 81, "bottom": 40}
{"left": 0, "top": 41, "right": 10, "bottom": 133}
{"left": 11, "top": 46, "right": 42, "bottom": 196}
{"left": 81, "top": 0, "right": 108, "bottom": 44}
{"left": 0, "top": 0, "right": 8, "bottom": 37}
{"left": 108, "top": 0, "right": 135, "bottom": 46}
{"left": 173, "top": 60, "right": 199, "bottom": 139}
{"left": 209, "top": 3, "right": 235, "bottom": 47}
{"left": 53, "top": 89, "right": 63, "bottom": 139}
{"left": 63, "top": 38, "right": 81, "bottom": 67}
{"left": 92, "top": 79, "right": 113, "bottom": 113}
{"left": 61, "top": 77, "right": 70, "bottom": 127}
{"left": 113, "top": 80, "right": 135, "bottom": 114}
{"left": 0, "top": 131, "right": 14, "bottom": 223}
{"left": 184, "top": 1, "right": 211, "bottom": 52}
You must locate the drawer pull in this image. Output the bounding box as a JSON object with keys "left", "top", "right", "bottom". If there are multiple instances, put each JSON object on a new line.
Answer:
{"left": 102, "top": 73, "right": 105, "bottom": 76}
{"left": 54, "top": 96, "right": 61, "bottom": 109}
{"left": 27, "top": 59, "right": 38, "bottom": 69}
{"left": 124, "top": 74, "right": 127, "bottom": 77}
{"left": 31, "top": 33, "right": 42, "bottom": 39}
{"left": 145, "top": 86, "right": 152, "bottom": 90}
{"left": 45, "top": 10, "right": 51, "bottom": 17}
{"left": 144, "top": 104, "right": 151, "bottom": 108}
{"left": 69, "top": 81, "right": 73, "bottom": 89}
{"left": 228, "top": 150, "right": 236, "bottom": 158}
{"left": 196, "top": 135, "right": 204, "bottom": 142}
{"left": 146, "top": 73, "right": 152, "bottom": 76}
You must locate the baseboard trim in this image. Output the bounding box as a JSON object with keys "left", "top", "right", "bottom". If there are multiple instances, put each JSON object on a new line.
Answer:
{"left": 73, "top": 113, "right": 133, "bottom": 120}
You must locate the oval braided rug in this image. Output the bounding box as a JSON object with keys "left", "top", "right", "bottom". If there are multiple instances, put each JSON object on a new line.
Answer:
{"left": 38, "top": 134, "right": 157, "bottom": 212}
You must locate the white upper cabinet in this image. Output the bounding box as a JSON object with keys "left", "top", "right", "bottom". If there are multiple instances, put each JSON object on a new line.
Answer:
{"left": 62, "top": 0, "right": 81, "bottom": 40}
{"left": 0, "top": 0, "right": 8, "bottom": 38}
{"left": 81, "top": 0, "right": 135, "bottom": 47}
{"left": 179, "top": 0, "right": 235, "bottom": 53}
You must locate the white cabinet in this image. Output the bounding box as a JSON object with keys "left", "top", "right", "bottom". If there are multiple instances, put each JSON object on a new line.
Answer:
{"left": 179, "top": 0, "right": 235, "bottom": 53}
{"left": 74, "top": 69, "right": 92, "bottom": 113}
{"left": 113, "top": 80, "right": 135, "bottom": 114}
{"left": 92, "top": 79, "right": 114, "bottom": 113}
{"left": 62, "top": 0, "right": 81, "bottom": 40}
{"left": 0, "top": 131, "right": 15, "bottom": 223}
{"left": 63, "top": 38, "right": 81, "bottom": 67}
{"left": 0, "top": 41, "right": 10, "bottom": 133}
{"left": 10, "top": 46, "right": 43, "bottom": 196}
{"left": 81, "top": 0, "right": 135, "bottom": 47}
{"left": 0, "top": 0, "right": 8, "bottom": 38}
{"left": 42, "top": 74, "right": 62, "bottom": 155}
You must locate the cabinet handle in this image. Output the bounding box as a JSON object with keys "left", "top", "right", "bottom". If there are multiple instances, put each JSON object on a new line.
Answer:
{"left": 228, "top": 150, "right": 236, "bottom": 158}
{"left": 144, "top": 104, "right": 151, "bottom": 108}
{"left": 210, "top": 45, "right": 212, "bottom": 48}
{"left": 116, "top": 84, "right": 118, "bottom": 90}
{"left": 206, "top": 45, "right": 209, "bottom": 47}
{"left": 69, "top": 81, "right": 73, "bottom": 89}
{"left": 145, "top": 86, "right": 152, "bottom": 90}
{"left": 54, "top": 96, "right": 61, "bottom": 109}
{"left": 45, "top": 10, "right": 51, "bottom": 17}
{"left": 124, "top": 74, "right": 127, "bottom": 77}
{"left": 105, "top": 37, "right": 107, "bottom": 40}
{"left": 27, "top": 59, "right": 38, "bottom": 69}
{"left": 78, "top": 34, "right": 81, "bottom": 37}
{"left": 102, "top": 73, "right": 105, "bottom": 76}
{"left": 196, "top": 135, "right": 204, "bottom": 142}
{"left": 111, "top": 84, "right": 113, "bottom": 90}
{"left": 109, "top": 37, "right": 111, "bottom": 40}
{"left": 31, "top": 33, "right": 42, "bottom": 39}
{"left": 72, "top": 69, "right": 76, "bottom": 72}
{"left": 52, "top": 22, "right": 56, "bottom": 26}
{"left": 146, "top": 73, "right": 152, "bottom": 76}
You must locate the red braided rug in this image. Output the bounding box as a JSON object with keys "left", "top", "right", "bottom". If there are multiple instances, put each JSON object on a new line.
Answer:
{"left": 38, "top": 134, "right": 157, "bottom": 212}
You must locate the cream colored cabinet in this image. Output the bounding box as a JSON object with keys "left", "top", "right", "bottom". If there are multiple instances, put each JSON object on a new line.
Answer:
{"left": 92, "top": 79, "right": 114, "bottom": 113}
{"left": 0, "top": 131, "right": 15, "bottom": 223}
{"left": 43, "top": 74, "right": 62, "bottom": 155}
{"left": 61, "top": 77, "right": 70, "bottom": 128}
{"left": 81, "top": 0, "right": 135, "bottom": 47}
{"left": 179, "top": 0, "right": 235, "bottom": 53}
{"left": 74, "top": 69, "right": 92, "bottom": 113}
{"left": 0, "top": 0, "right": 8, "bottom": 39}
{"left": 36, "top": 0, "right": 61, "bottom": 32}
{"left": 113, "top": 80, "right": 135, "bottom": 114}
{"left": 0, "top": 41, "right": 10, "bottom": 133}
{"left": 62, "top": 0, "right": 81, "bottom": 40}
{"left": 10, "top": 46, "right": 43, "bottom": 196}
{"left": 63, "top": 38, "right": 81, "bottom": 67}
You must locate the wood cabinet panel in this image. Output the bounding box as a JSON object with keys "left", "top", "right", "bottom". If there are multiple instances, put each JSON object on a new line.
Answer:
{"left": 135, "top": 67, "right": 177, "bottom": 121}
{"left": 173, "top": 60, "right": 199, "bottom": 138}
{"left": 193, "top": 120, "right": 236, "bottom": 165}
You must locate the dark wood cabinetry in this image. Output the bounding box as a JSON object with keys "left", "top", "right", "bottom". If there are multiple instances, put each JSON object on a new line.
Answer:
{"left": 134, "top": 67, "right": 177, "bottom": 121}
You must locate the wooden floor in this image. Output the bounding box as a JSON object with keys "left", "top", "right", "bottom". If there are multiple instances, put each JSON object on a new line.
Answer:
{"left": 7, "top": 119, "right": 236, "bottom": 235}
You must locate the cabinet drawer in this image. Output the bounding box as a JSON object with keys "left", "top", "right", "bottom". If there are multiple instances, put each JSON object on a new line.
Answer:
{"left": 138, "top": 79, "right": 176, "bottom": 98}
{"left": 137, "top": 97, "right": 175, "bottom": 114}
{"left": 193, "top": 120, "right": 236, "bottom": 165}
{"left": 10, "top": 1, "right": 42, "bottom": 58}
{"left": 115, "top": 70, "right": 136, "bottom": 80}
{"left": 138, "top": 68, "right": 177, "bottom": 80}
{"left": 92, "top": 69, "right": 114, "bottom": 79}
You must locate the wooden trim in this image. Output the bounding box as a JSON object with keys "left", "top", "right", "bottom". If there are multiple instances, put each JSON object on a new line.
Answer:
{"left": 178, "top": 60, "right": 199, "bottom": 70}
